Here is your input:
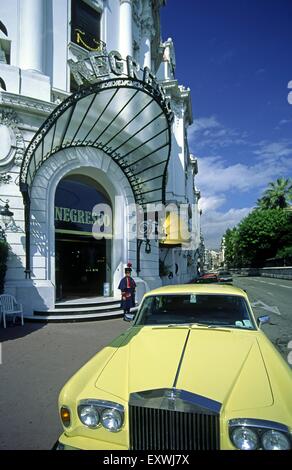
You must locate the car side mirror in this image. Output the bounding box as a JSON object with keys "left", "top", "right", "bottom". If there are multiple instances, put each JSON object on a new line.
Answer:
{"left": 257, "top": 315, "right": 270, "bottom": 328}
{"left": 123, "top": 313, "right": 135, "bottom": 322}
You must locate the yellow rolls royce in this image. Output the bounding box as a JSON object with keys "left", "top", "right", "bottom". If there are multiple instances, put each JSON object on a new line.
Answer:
{"left": 56, "top": 285, "right": 292, "bottom": 450}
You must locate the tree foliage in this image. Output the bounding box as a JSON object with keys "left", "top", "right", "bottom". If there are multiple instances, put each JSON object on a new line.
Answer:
{"left": 257, "top": 177, "right": 292, "bottom": 209}
{"left": 235, "top": 209, "right": 291, "bottom": 267}
{"left": 223, "top": 178, "right": 292, "bottom": 268}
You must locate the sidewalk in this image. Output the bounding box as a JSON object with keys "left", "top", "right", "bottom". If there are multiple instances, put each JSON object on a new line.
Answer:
{"left": 0, "top": 319, "right": 129, "bottom": 450}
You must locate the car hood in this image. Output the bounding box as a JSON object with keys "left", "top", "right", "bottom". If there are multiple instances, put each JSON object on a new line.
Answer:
{"left": 95, "top": 326, "right": 273, "bottom": 411}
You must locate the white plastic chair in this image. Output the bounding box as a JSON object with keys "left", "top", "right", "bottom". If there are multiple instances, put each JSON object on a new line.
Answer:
{"left": 0, "top": 294, "right": 24, "bottom": 328}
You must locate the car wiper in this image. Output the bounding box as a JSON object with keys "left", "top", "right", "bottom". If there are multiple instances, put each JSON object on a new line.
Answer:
{"left": 152, "top": 324, "right": 191, "bottom": 329}
{"left": 153, "top": 323, "right": 218, "bottom": 329}
{"left": 152, "top": 323, "right": 233, "bottom": 331}
{"left": 204, "top": 325, "right": 232, "bottom": 331}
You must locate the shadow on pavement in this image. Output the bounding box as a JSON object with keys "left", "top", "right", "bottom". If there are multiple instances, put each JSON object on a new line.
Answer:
{"left": 0, "top": 321, "right": 45, "bottom": 342}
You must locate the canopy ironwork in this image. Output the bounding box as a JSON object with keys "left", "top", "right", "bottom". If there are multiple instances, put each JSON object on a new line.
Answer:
{"left": 19, "top": 77, "right": 173, "bottom": 277}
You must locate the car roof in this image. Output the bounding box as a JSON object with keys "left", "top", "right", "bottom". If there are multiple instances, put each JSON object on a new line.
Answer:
{"left": 144, "top": 284, "right": 247, "bottom": 298}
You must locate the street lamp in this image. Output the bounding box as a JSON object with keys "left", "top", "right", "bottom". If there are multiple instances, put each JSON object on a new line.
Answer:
{"left": 136, "top": 214, "right": 159, "bottom": 275}
{"left": 0, "top": 199, "right": 14, "bottom": 239}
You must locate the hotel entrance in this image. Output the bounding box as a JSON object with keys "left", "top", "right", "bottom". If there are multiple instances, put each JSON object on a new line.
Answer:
{"left": 55, "top": 175, "right": 112, "bottom": 300}
{"left": 55, "top": 235, "right": 108, "bottom": 299}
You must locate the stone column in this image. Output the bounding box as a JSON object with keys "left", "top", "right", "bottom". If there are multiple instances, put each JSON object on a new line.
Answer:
{"left": 119, "top": 0, "right": 133, "bottom": 58}
{"left": 141, "top": 35, "right": 151, "bottom": 69}
{"left": 141, "top": 1, "right": 154, "bottom": 69}
{"left": 19, "top": 0, "right": 44, "bottom": 73}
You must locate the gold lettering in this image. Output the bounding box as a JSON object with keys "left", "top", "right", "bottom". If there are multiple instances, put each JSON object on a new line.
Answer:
{"left": 75, "top": 29, "right": 103, "bottom": 52}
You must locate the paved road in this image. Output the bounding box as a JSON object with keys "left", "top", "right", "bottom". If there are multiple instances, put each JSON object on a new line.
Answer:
{"left": 233, "top": 276, "right": 292, "bottom": 362}
{"left": 0, "top": 277, "right": 291, "bottom": 450}
{"left": 0, "top": 318, "right": 129, "bottom": 450}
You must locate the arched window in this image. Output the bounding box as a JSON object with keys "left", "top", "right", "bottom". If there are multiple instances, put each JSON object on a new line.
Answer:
{"left": 0, "top": 77, "right": 6, "bottom": 90}
{"left": 0, "top": 20, "right": 8, "bottom": 37}
{"left": 0, "top": 21, "right": 10, "bottom": 65}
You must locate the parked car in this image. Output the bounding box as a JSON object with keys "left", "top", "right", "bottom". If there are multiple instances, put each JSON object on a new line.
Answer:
{"left": 195, "top": 273, "right": 218, "bottom": 284}
{"left": 56, "top": 284, "right": 292, "bottom": 450}
{"left": 217, "top": 270, "right": 233, "bottom": 283}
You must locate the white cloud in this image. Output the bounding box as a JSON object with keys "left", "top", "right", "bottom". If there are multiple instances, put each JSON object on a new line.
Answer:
{"left": 190, "top": 116, "right": 292, "bottom": 248}
{"left": 254, "top": 141, "right": 292, "bottom": 160}
{"left": 188, "top": 115, "right": 247, "bottom": 150}
{"left": 278, "top": 119, "right": 292, "bottom": 126}
{"left": 201, "top": 207, "right": 252, "bottom": 249}
{"left": 199, "top": 195, "right": 226, "bottom": 212}
{"left": 196, "top": 143, "right": 292, "bottom": 198}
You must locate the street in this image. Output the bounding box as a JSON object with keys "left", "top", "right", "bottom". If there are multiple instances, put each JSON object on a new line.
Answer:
{"left": 233, "top": 276, "right": 292, "bottom": 361}
{"left": 0, "top": 276, "right": 291, "bottom": 450}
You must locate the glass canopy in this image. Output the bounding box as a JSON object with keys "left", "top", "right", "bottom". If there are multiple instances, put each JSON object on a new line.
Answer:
{"left": 20, "top": 77, "right": 173, "bottom": 207}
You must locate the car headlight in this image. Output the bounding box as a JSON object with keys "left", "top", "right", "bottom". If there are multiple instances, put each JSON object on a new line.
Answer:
{"left": 78, "top": 405, "right": 100, "bottom": 428}
{"left": 231, "top": 427, "right": 258, "bottom": 450}
{"left": 101, "top": 408, "right": 123, "bottom": 432}
{"left": 78, "top": 400, "right": 124, "bottom": 432}
{"left": 229, "top": 419, "right": 291, "bottom": 450}
{"left": 262, "top": 430, "right": 291, "bottom": 450}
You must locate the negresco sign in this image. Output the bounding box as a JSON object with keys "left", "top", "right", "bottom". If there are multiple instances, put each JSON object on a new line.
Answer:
{"left": 68, "top": 49, "right": 166, "bottom": 98}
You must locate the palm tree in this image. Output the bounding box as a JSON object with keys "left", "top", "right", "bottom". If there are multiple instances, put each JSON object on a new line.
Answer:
{"left": 257, "top": 177, "right": 292, "bottom": 209}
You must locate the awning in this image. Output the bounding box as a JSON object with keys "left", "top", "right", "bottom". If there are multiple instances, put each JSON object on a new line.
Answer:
{"left": 20, "top": 77, "right": 173, "bottom": 207}
{"left": 19, "top": 76, "right": 173, "bottom": 277}
{"left": 160, "top": 212, "right": 191, "bottom": 246}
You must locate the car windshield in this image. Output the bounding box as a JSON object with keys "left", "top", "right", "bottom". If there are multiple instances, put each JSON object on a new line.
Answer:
{"left": 135, "top": 294, "right": 255, "bottom": 329}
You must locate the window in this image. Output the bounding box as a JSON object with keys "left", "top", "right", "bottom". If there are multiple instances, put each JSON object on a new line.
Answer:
{"left": 0, "top": 77, "right": 6, "bottom": 90}
{"left": 71, "top": 0, "right": 101, "bottom": 52}
{"left": 0, "top": 21, "right": 10, "bottom": 64}
{"left": 135, "top": 294, "right": 255, "bottom": 329}
{"left": 0, "top": 40, "right": 10, "bottom": 65}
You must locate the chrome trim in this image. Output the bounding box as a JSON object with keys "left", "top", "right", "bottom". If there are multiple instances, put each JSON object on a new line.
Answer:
{"left": 129, "top": 388, "right": 221, "bottom": 415}
{"left": 77, "top": 399, "right": 124, "bottom": 432}
{"left": 229, "top": 418, "right": 292, "bottom": 450}
{"left": 78, "top": 399, "right": 124, "bottom": 413}
{"left": 229, "top": 418, "right": 290, "bottom": 433}
{"left": 173, "top": 330, "right": 190, "bottom": 388}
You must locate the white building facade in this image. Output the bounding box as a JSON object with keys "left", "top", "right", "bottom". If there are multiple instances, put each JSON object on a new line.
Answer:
{"left": 0, "top": 0, "right": 201, "bottom": 317}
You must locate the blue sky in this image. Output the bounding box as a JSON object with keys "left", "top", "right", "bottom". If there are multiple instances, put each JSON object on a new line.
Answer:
{"left": 161, "top": 0, "right": 292, "bottom": 249}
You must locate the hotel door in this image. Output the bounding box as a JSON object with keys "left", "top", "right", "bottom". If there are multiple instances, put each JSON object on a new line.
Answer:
{"left": 55, "top": 235, "right": 109, "bottom": 300}
{"left": 55, "top": 175, "right": 112, "bottom": 300}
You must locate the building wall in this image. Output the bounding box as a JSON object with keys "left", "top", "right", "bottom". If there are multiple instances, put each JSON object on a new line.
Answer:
{"left": 0, "top": 0, "right": 200, "bottom": 312}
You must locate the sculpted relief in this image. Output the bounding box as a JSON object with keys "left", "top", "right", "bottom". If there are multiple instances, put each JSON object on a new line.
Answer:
{"left": 0, "top": 109, "right": 25, "bottom": 170}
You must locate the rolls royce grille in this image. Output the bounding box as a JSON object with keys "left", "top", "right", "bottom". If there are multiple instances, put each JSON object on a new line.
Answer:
{"left": 129, "top": 405, "right": 220, "bottom": 450}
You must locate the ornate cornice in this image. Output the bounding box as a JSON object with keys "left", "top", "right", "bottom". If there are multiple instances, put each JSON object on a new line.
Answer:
{"left": 161, "top": 80, "right": 193, "bottom": 125}
{"left": 0, "top": 91, "right": 55, "bottom": 116}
